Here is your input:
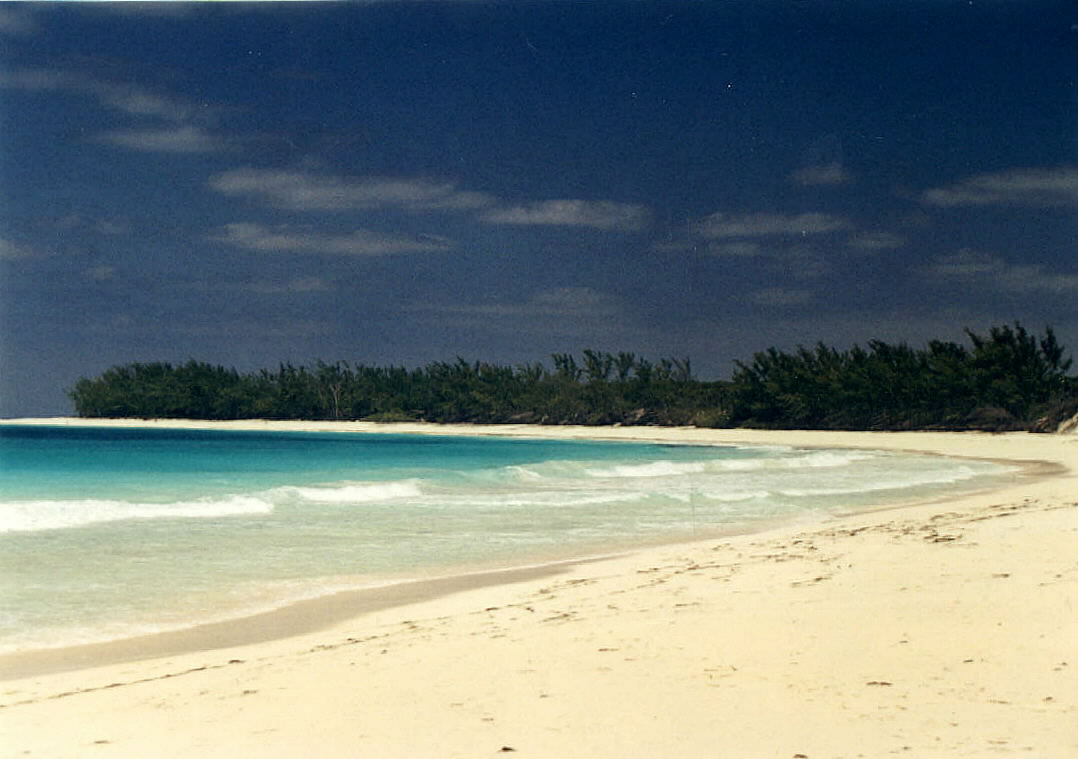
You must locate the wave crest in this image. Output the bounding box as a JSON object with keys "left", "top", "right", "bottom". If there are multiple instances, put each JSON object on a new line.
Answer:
{"left": 0, "top": 495, "right": 273, "bottom": 533}
{"left": 280, "top": 481, "right": 423, "bottom": 504}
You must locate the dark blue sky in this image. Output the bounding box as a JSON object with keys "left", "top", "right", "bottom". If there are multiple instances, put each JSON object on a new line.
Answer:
{"left": 1, "top": 1, "right": 1075, "bottom": 416}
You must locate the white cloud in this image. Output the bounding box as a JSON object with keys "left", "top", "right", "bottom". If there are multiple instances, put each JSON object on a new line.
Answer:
{"left": 413, "top": 286, "right": 622, "bottom": 320}
{"left": 925, "top": 250, "right": 1078, "bottom": 294}
{"left": 94, "top": 219, "right": 131, "bottom": 236}
{"left": 922, "top": 165, "right": 1078, "bottom": 208}
{"left": 525, "top": 286, "right": 622, "bottom": 316}
{"left": 0, "top": 64, "right": 227, "bottom": 167}
{"left": 925, "top": 250, "right": 1001, "bottom": 277}
{"left": 992, "top": 264, "right": 1078, "bottom": 294}
{"left": 95, "top": 86, "right": 197, "bottom": 123}
{"left": 211, "top": 170, "right": 649, "bottom": 233}
{"left": 213, "top": 222, "right": 452, "bottom": 256}
{"left": 0, "top": 67, "right": 66, "bottom": 92}
{"left": 0, "top": 238, "right": 43, "bottom": 260}
{"left": 697, "top": 212, "right": 852, "bottom": 239}
{"left": 848, "top": 231, "right": 906, "bottom": 251}
{"left": 0, "top": 67, "right": 201, "bottom": 123}
{"left": 84, "top": 266, "right": 116, "bottom": 282}
{"left": 96, "top": 126, "right": 225, "bottom": 153}
{"left": 482, "top": 199, "right": 651, "bottom": 232}
{"left": 50, "top": 214, "right": 131, "bottom": 237}
{"left": 748, "top": 287, "right": 815, "bottom": 306}
{"left": 789, "top": 162, "right": 852, "bottom": 186}
{"left": 209, "top": 168, "right": 495, "bottom": 212}
{"left": 246, "top": 276, "right": 334, "bottom": 294}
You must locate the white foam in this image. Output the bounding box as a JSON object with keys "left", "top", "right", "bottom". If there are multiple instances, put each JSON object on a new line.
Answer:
{"left": 477, "top": 491, "right": 648, "bottom": 508}
{"left": 282, "top": 480, "right": 423, "bottom": 504}
{"left": 778, "top": 465, "right": 983, "bottom": 497}
{"left": 505, "top": 465, "right": 545, "bottom": 481}
{"left": 715, "top": 449, "right": 877, "bottom": 471}
{"left": 0, "top": 494, "right": 274, "bottom": 533}
{"left": 0, "top": 435, "right": 1013, "bottom": 656}
{"left": 698, "top": 489, "right": 772, "bottom": 503}
{"left": 585, "top": 460, "right": 707, "bottom": 478}
{"left": 791, "top": 450, "right": 878, "bottom": 467}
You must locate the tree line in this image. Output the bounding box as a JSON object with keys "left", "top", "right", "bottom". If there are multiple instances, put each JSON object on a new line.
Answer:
{"left": 69, "top": 324, "right": 1078, "bottom": 431}
{"left": 69, "top": 350, "right": 724, "bottom": 427}
{"left": 726, "top": 324, "right": 1075, "bottom": 431}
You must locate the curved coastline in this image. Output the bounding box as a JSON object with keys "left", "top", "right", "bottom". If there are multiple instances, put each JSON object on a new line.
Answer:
{"left": 2, "top": 418, "right": 1076, "bottom": 757}
{"left": 0, "top": 419, "right": 1070, "bottom": 659}
{"left": 0, "top": 418, "right": 1029, "bottom": 668}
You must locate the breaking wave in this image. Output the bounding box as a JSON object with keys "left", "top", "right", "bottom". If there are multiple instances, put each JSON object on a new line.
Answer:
{"left": 0, "top": 494, "right": 274, "bottom": 533}
{"left": 279, "top": 481, "right": 423, "bottom": 503}
{"left": 0, "top": 446, "right": 1004, "bottom": 535}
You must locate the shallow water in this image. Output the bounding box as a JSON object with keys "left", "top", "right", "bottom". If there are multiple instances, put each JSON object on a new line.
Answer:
{"left": 0, "top": 424, "right": 1010, "bottom": 652}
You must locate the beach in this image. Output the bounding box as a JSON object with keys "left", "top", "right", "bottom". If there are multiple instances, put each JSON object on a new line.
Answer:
{"left": 1, "top": 420, "right": 1076, "bottom": 758}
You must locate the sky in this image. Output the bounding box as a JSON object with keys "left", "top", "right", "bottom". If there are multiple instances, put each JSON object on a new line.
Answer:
{"left": 1, "top": 0, "right": 1075, "bottom": 416}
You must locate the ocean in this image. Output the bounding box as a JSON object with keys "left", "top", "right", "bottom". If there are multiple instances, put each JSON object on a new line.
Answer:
{"left": 0, "top": 424, "right": 1010, "bottom": 654}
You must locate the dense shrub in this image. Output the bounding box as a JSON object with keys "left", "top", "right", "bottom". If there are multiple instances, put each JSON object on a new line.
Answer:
{"left": 70, "top": 324, "right": 1077, "bottom": 431}
{"left": 70, "top": 354, "right": 718, "bottom": 427}
{"left": 725, "top": 324, "right": 1074, "bottom": 431}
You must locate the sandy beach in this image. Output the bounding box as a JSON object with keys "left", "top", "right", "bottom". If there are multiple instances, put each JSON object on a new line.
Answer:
{"left": 1, "top": 420, "right": 1076, "bottom": 758}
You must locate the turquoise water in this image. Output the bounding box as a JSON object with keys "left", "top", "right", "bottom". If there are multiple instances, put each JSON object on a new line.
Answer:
{"left": 0, "top": 424, "right": 1010, "bottom": 653}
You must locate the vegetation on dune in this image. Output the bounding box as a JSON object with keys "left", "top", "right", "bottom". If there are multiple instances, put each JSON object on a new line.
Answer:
{"left": 69, "top": 324, "right": 1077, "bottom": 432}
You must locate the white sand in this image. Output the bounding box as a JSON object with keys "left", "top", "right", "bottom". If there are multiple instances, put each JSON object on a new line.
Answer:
{"left": 1, "top": 420, "right": 1076, "bottom": 758}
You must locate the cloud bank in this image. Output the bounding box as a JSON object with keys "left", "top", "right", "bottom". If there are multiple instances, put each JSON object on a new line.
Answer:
{"left": 0, "top": 67, "right": 204, "bottom": 123}
{"left": 482, "top": 200, "right": 651, "bottom": 232}
{"left": 209, "top": 169, "right": 495, "bottom": 213}
{"left": 96, "top": 126, "right": 226, "bottom": 153}
{"left": 698, "top": 212, "right": 852, "bottom": 239}
{"left": 923, "top": 165, "right": 1078, "bottom": 208}
{"left": 788, "top": 162, "right": 852, "bottom": 187}
{"left": 213, "top": 222, "right": 451, "bottom": 256}
{"left": 925, "top": 250, "right": 1078, "bottom": 294}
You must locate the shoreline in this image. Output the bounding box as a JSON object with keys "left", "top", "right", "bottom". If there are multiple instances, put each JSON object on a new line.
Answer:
{"left": 6, "top": 412, "right": 1076, "bottom": 450}
{"left": 0, "top": 418, "right": 1069, "bottom": 665}
{"left": 0, "top": 416, "right": 1051, "bottom": 668}
{"left": 3, "top": 419, "right": 1076, "bottom": 757}
{"left": 0, "top": 555, "right": 618, "bottom": 681}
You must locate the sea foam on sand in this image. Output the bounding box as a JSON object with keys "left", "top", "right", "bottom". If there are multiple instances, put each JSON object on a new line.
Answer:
{"left": 1, "top": 421, "right": 1076, "bottom": 759}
